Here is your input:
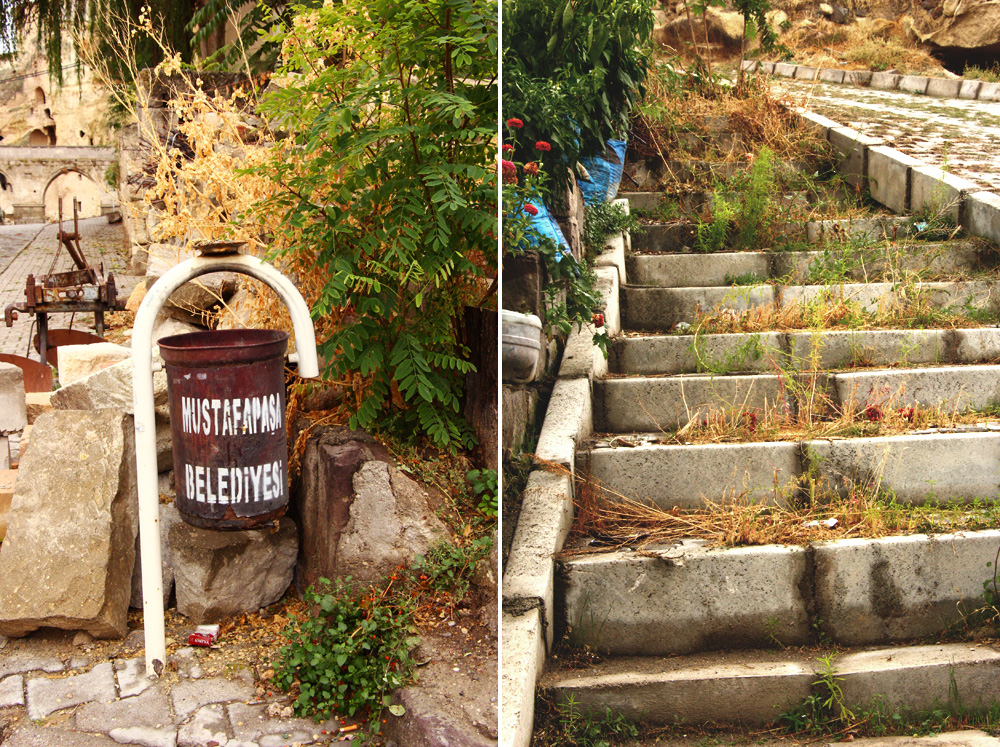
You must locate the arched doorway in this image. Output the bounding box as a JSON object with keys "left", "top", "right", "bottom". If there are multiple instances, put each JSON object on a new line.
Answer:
{"left": 28, "top": 129, "right": 48, "bottom": 146}
{"left": 43, "top": 171, "right": 103, "bottom": 221}
{"left": 0, "top": 172, "right": 13, "bottom": 221}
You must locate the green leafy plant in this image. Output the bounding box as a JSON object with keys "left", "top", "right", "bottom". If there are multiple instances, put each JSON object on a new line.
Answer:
{"left": 411, "top": 537, "right": 493, "bottom": 600}
{"left": 695, "top": 194, "right": 733, "bottom": 252}
{"left": 467, "top": 468, "right": 498, "bottom": 517}
{"left": 274, "top": 576, "right": 418, "bottom": 737}
{"left": 583, "top": 200, "right": 641, "bottom": 259}
{"left": 256, "top": 0, "right": 496, "bottom": 450}
{"left": 534, "top": 694, "right": 639, "bottom": 747}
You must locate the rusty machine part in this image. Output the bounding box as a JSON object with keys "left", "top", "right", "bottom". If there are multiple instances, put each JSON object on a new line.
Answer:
{"left": 3, "top": 198, "right": 126, "bottom": 364}
{"left": 158, "top": 328, "right": 290, "bottom": 531}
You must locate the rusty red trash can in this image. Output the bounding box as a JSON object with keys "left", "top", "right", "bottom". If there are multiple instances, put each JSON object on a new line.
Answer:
{"left": 158, "top": 328, "right": 289, "bottom": 530}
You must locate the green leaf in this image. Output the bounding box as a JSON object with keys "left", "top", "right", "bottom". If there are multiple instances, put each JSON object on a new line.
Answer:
{"left": 389, "top": 704, "right": 406, "bottom": 716}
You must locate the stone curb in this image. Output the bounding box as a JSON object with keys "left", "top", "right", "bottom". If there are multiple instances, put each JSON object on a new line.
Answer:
{"left": 501, "top": 223, "right": 628, "bottom": 747}
{"left": 744, "top": 59, "right": 988, "bottom": 102}
{"left": 544, "top": 642, "right": 1000, "bottom": 725}
{"left": 560, "top": 530, "right": 1000, "bottom": 655}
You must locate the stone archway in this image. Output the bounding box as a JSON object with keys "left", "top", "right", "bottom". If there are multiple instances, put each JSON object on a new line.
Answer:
{"left": 0, "top": 172, "right": 13, "bottom": 220}
{"left": 43, "top": 170, "right": 103, "bottom": 221}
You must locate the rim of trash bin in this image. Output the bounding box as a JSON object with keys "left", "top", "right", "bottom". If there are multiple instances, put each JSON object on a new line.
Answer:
{"left": 157, "top": 328, "right": 289, "bottom": 367}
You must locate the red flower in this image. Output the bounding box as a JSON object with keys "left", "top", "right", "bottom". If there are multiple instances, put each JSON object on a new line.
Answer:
{"left": 535, "top": 140, "right": 551, "bottom": 152}
{"left": 524, "top": 204, "right": 539, "bottom": 216}
{"left": 506, "top": 118, "right": 524, "bottom": 128}
{"left": 502, "top": 144, "right": 513, "bottom": 153}
{"left": 592, "top": 312, "right": 604, "bottom": 328}
{"left": 524, "top": 161, "right": 539, "bottom": 176}
{"left": 502, "top": 159, "right": 517, "bottom": 184}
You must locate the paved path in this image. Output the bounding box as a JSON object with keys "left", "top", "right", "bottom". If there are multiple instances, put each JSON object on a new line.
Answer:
{"left": 0, "top": 218, "right": 138, "bottom": 362}
{"left": 773, "top": 78, "right": 1000, "bottom": 191}
{"left": 0, "top": 637, "right": 353, "bottom": 746}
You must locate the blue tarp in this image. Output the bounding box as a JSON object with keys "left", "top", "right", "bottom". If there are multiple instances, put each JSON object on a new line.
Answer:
{"left": 579, "top": 139, "right": 627, "bottom": 206}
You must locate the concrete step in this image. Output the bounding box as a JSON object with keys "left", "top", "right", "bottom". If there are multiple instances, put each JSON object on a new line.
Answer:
{"left": 630, "top": 215, "right": 921, "bottom": 254}
{"left": 595, "top": 365, "right": 1000, "bottom": 431}
{"left": 542, "top": 643, "right": 1000, "bottom": 725}
{"left": 622, "top": 280, "right": 999, "bottom": 331}
{"left": 610, "top": 327, "right": 1000, "bottom": 376}
{"left": 580, "top": 431, "right": 1000, "bottom": 509}
{"left": 626, "top": 241, "right": 992, "bottom": 288}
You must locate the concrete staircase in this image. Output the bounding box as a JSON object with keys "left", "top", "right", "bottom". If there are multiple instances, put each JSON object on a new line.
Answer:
{"left": 540, "top": 197, "right": 1000, "bottom": 727}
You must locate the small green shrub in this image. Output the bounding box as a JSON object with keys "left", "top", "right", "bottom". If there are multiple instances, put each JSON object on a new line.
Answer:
{"left": 534, "top": 694, "right": 639, "bottom": 747}
{"left": 582, "top": 200, "right": 641, "bottom": 259}
{"left": 411, "top": 537, "right": 492, "bottom": 599}
{"left": 467, "top": 468, "right": 498, "bottom": 518}
{"left": 274, "top": 577, "right": 418, "bottom": 735}
{"left": 695, "top": 194, "right": 733, "bottom": 252}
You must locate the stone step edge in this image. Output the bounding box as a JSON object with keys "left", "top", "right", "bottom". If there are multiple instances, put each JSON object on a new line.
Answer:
{"left": 744, "top": 59, "right": 992, "bottom": 102}
{"left": 542, "top": 642, "right": 1000, "bottom": 726}
{"left": 610, "top": 327, "right": 1000, "bottom": 376}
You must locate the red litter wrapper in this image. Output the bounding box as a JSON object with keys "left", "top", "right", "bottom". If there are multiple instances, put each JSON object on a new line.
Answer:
{"left": 188, "top": 624, "right": 221, "bottom": 647}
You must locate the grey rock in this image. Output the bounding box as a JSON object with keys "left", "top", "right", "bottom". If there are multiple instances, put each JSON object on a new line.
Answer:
{"left": 0, "top": 363, "right": 26, "bottom": 435}
{"left": 51, "top": 358, "right": 169, "bottom": 415}
{"left": 178, "top": 703, "right": 228, "bottom": 747}
{"left": 334, "top": 461, "right": 449, "bottom": 584}
{"left": 171, "top": 677, "right": 253, "bottom": 720}
{"left": 26, "top": 661, "right": 117, "bottom": 720}
{"left": 116, "top": 657, "right": 156, "bottom": 698}
{"left": 108, "top": 726, "right": 177, "bottom": 747}
{"left": 76, "top": 686, "right": 171, "bottom": 731}
{"left": 152, "top": 314, "right": 203, "bottom": 344}
{"left": 3, "top": 724, "right": 121, "bottom": 747}
{"left": 130, "top": 502, "right": 182, "bottom": 609}
{"left": 0, "top": 411, "right": 138, "bottom": 638}
{"left": 0, "top": 673, "right": 24, "bottom": 707}
{"left": 170, "top": 518, "right": 297, "bottom": 623}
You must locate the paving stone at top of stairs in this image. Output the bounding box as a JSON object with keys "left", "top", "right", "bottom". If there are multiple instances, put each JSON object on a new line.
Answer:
{"left": 26, "top": 661, "right": 117, "bottom": 720}
{"left": 0, "top": 652, "right": 67, "bottom": 678}
{"left": 558, "top": 544, "right": 811, "bottom": 655}
{"left": 2, "top": 724, "right": 122, "bottom": 747}
{"left": 107, "top": 725, "right": 177, "bottom": 747}
{"left": 542, "top": 648, "right": 815, "bottom": 726}
{"left": 0, "top": 410, "right": 138, "bottom": 639}
{"left": 0, "top": 673, "right": 24, "bottom": 707}
{"left": 581, "top": 441, "right": 800, "bottom": 510}
{"left": 169, "top": 676, "right": 255, "bottom": 722}
{"left": 813, "top": 532, "right": 1000, "bottom": 645}
{"left": 75, "top": 685, "right": 172, "bottom": 732}
{"left": 227, "top": 702, "right": 340, "bottom": 745}
{"left": 177, "top": 703, "right": 228, "bottom": 747}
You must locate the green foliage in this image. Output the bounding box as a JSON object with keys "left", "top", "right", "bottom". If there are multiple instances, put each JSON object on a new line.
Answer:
{"left": 502, "top": 0, "right": 654, "bottom": 193}
{"left": 188, "top": 0, "right": 298, "bottom": 73}
{"left": 695, "top": 148, "right": 779, "bottom": 252}
{"left": 274, "top": 576, "right": 417, "bottom": 736}
{"left": 964, "top": 62, "right": 1000, "bottom": 82}
{"left": 104, "top": 160, "right": 120, "bottom": 190}
{"left": 467, "top": 468, "right": 498, "bottom": 518}
{"left": 778, "top": 654, "right": 853, "bottom": 734}
{"left": 694, "top": 193, "right": 733, "bottom": 252}
{"left": 534, "top": 694, "right": 640, "bottom": 747}
{"left": 411, "top": 537, "right": 493, "bottom": 599}
{"left": 256, "top": 0, "right": 496, "bottom": 450}
{"left": 582, "top": 200, "right": 640, "bottom": 259}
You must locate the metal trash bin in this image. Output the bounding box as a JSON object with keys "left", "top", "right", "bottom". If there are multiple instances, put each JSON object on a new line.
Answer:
{"left": 158, "top": 328, "right": 289, "bottom": 530}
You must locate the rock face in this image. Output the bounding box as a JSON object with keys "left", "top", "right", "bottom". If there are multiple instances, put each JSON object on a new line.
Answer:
{"left": 653, "top": 7, "right": 747, "bottom": 51}
{"left": 57, "top": 343, "right": 131, "bottom": 387}
{"left": 51, "top": 358, "right": 168, "bottom": 415}
{"left": 169, "top": 517, "right": 298, "bottom": 623}
{"left": 0, "top": 411, "right": 138, "bottom": 638}
{"left": 294, "top": 427, "right": 449, "bottom": 589}
{"left": 915, "top": 0, "right": 1000, "bottom": 59}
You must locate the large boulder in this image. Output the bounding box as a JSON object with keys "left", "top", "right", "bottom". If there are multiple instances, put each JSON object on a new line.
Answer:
{"left": 0, "top": 410, "right": 138, "bottom": 638}
{"left": 913, "top": 0, "right": 1000, "bottom": 59}
{"left": 51, "top": 357, "right": 168, "bottom": 415}
{"left": 146, "top": 244, "right": 239, "bottom": 326}
{"left": 293, "top": 426, "right": 449, "bottom": 588}
{"left": 169, "top": 517, "right": 298, "bottom": 623}
{"left": 57, "top": 343, "right": 131, "bottom": 387}
{"left": 653, "top": 7, "right": 747, "bottom": 51}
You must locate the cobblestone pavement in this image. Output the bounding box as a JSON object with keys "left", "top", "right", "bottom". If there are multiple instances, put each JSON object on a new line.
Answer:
{"left": 0, "top": 218, "right": 138, "bottom": 362}
{"left": 0, "top": 632, "right": 354, "bottom": 746}
{"left": 773, "top": 78, "right": 1000, "bottom": 191}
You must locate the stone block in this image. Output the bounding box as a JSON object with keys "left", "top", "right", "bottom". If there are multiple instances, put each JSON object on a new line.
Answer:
{"left": 501, "top": 609, "right": 546, "bottom": 747}
{"left": 0, "top": 469, "right": 13, "bottom": 540}
{"left": 146, "top": 244, "right": 239, "bottom": 325}
{"left": 741, "top": 59, "right": 758, "bottom": 72}
{"left": 559, "top": 323, "right": 607, "bottom": 380}
{"left": 630, "top": 222, "right": 690, "bottom": 253}
{"left": 534, "top": 377, "right": 592, "bottom": 473}
{"left": 595, "top": 374, "right": 788, "bottom": 432}
{"left": 170, "top": 517, "right": 298, "bottom": 623}
{"left": 848, "top": 70, "right": 873, "bottom": 86}
{"left": 170, "top": 676, "right": 254, "bottom": 720}
{"left": 51, "top": 357, "right": 168, "bottom": 415}
{"left": 57, "top": 342, "right": 131, "bottom": 387}
{"left": 594, "top": 231, "right": 627, "bottom": 285}
{"left": 129, "top": 502, "right": 181, "bottom": 609}
{"left": 623, "top": 285, "right": 776, "bottom": 331}
{"left": 898, "top": 74, "right": 929, "bottom": 94}
{"left": 76, "top": 686, "right": 171, "bottom": 731}
{"left": 782, "top": 282, "right": 897, "bottom": 314}
{"left": 593, "top": 266, "right": 620, "bottom": 336}
{"left": 774, "top": 62, "right": 797, "bottom": 77}
{"left": 870, "top": 71, "right": 900, "bottom": 90}
{"left": 152, "top": 313, "right": 204, "bottom": 343}
{"left": 559, "top": 544, "right": 810, "bottom": 655}
{"left": 26, "top": 662, "right": 117, "bottom": 719}
{"left": 963, "top": 191, "right": 1000, "bottom": 243}
{"left": 927, "top": 77, "right": 962, "bottom": 98}
{"left": 786, "top": 328, "right": 950, "bottom": 370}
{"left": 582, "top": 441, "right": 800, "bottom": 509}
{"left": 828, "top": 127, "right": 881, "bottom": 187}
{"left": 215, "top": 287, "right": 254, "bottom": 330}
{"left": 833, "top": 365, "right": 1000, "bottom": 413}
{"left": 819, "top": 68, "right": 846, "bottom": 84}
{"left": 759, "top": 61, "right": 776, "bottom": 74}
{"left": 978, "top": 81, "right": 1000, "bottom": 101}
{"left": 795, "top": 65, "right": 818, "bottom": 80}
{"left": 867, "top": 145, "right": 923, "bottom": 213}
{"left": 628, "top": 252, "right": 770, "bottom": 288}
{"left": 611, "top": 332, "right": 787, "bottom": 375}
{"left": 503, "top": 471, "right": 574, "bottom": 650}
{"left": 910, "top": 165, "right": 977, "bottom": 223}
{"left": 501, "top": 385, "right": 539, "bottom": 456}
{"left": 805, "top": 432, "right": 1000, "bottom": 504}
{"left": 0, "top": 411, "right": 137, "bottom": 638}
{"left": 125, "top": 279, "right": 149, "bottom": 315}
{"left": 796, "top": 110, "right": 841, "bottom": 139}
{"left": 24, "top": 391, "right": 51, "bottom": 424}
{"left": 814, "top": 532, "right": 1000, "bottom": 644}
{"left": 0, "top": 364, "right": 26, "bottom": 435}
{"left": 960, "top": 79, "right": 983, "bottom": 99}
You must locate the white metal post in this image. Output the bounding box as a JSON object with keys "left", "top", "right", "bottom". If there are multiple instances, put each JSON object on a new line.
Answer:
{"left": 132, "top": 253, "right": 319, "bottom": 678}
